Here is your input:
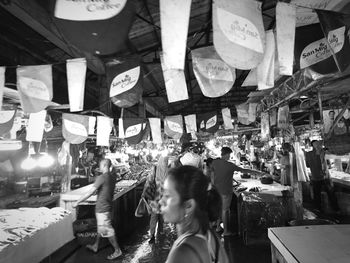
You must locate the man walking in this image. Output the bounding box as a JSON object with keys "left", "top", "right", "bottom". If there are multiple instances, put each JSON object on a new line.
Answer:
{"left": 73, "top": 158, "right": 122, "bottom": 260}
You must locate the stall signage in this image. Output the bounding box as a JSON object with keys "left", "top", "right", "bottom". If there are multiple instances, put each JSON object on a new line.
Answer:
{"left": 124, "top": 123, "right": 142, "bottom": 138}
{"left": 206, "top": 115, "right": 217, "bottom": 129}
{"left": 217, "top": 7, "right": 263, "bottom": 53}
{"left": 18, "top": 77, "right": 50, "bottom": 101}
{"left": 0, "top": 111, "right": 15, "bottom": 124}
{"left": 168, "top": 120, "right": 182, "bottom": 134}
{"left": 55, "top": 0, "right": 127, "bottom": 21}
{"left": 196, "top": 58, "right": 233, "bottom": 81}
{"left": 64, "top": 119, "right": 88, "bottom": 137}
{"left": 110, "top": 66, "right": 140, "bottom": 97}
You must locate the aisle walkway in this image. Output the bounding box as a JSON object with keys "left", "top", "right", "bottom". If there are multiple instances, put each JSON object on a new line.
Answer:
{"left": 62, "top": 217, "right": 270, "bottom": 263}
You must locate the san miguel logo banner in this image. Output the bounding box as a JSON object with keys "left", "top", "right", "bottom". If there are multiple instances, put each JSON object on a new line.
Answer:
{"left": 164, "top": 115, "right": 183, "bottom": 140}
{"left": 213, "top": 0, "right": 265, "bottom": 69}
{"left": 17, "top": 65, "right": 53, "bottom": 113}
{"left": 53, "top": 0, "right": 135, "bottom": 55}
{"left": 197, "top": 112, "right": 219, "bottom": 134}
{"left": 317, "top": 9, "right": 350, "bottom": 73}
{"left": 107, "top": 56, "right": 143, "bottom": 108}
{"left": 123, "top": 118, "right": 148, "bottom": 145}
{"left": 192, "top": 46, "right": 235, "bottom": 98}
{"left": 0, "top": 110, "right": 16, "bottom": 137}
{"left": 62, "top": 113, "right": 89, "bottom": 144}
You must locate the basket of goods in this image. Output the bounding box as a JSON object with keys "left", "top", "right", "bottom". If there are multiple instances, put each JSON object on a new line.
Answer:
{"left": 260, "top": 175, "right": 273, "bottom": 184}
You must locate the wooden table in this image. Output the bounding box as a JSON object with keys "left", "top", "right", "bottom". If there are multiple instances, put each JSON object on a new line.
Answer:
{"left": 268, "top": 225, "right": 350, "bottom": 263}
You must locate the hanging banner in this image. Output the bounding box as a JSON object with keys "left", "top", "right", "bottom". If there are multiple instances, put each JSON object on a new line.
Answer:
{"left": 184, "top": 114, "right": 197, "bottom": 133}
{"left": 160, "top": 53, "right": 189, "bottom": 103}
{"left": 0, "top": 110, "right": 16, "bottom": 137}
{"left": 213, "top": 0, "right": 265, "bottom": 69}
{"left": 278, "top": 105, "right": 290, "bottom": 130}
{"left": 96, "top": 116, "right": 113, "bottom": 146}
{"left": 197, "top": 112, "right": 219, "bottom": 134}
{"left": 62, "top": 113, "right": 89, "bottom": 144}
{"left": 270, "top": 108, "right": 277, "bottom": 126}
{"left": 317, "top": 9, "right": 350, "bottom": 72}
{"left": 236, "top": 103, "right": 251, "bottom": 125}
{"left": 295, "top": 23, "right": 338, "bottom": 75}
{"left": 160, "top": 0, "right": 191, "bottom": 70}
{"left": 148, "top": 118, "right": 162, "bottom": 144}
{"left": 106, "top": 55, "right": 143, "bottom": 108}
{"left": 276, "top": 2, "right": 296, "bottom": 76}
{"left": 192, "top": 46, "right": 235, "bottom": 98}
{"left": 257, "top": 30, "right": 275, "bottom": 90}
{"left": 248, "top": 103, "right": 258, "bottom": 123}
{"left": 261, "top": 112, "right": 270, "bottom": 141}
{"left": 118, "top": 118, "right": 124, "bottom": 138}
{"left": 222, "top": 108, "right": 233, "bottom": 130}
{"left": 26, "top": 110, "right": 46, "bottom": 142}
{"left": 67, "top": 58, "right": 87, "bottom": 112}
{"left": 88, "top": 116, "right": 96, "bottom": 135}
{"left": 17, "top": 65, "right": 53, "bottom": 113}
{"left": 323, "top": 109, "right": 342, "bottom": 134}
{"left": 53, "top": 0, "right": 135, "bottom": 55}
{"left": 164, "top": 115, "right": 183, "bottom": 140}
{"left": 0, "top": 67, "right": 4, "bottom": 110}
{"left": 123, "top": 118, "right": 148, "bottom": 145}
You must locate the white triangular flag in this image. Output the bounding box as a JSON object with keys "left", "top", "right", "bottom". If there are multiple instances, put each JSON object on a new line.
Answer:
{"left": 88, "top": 116, "right": 96, "bottom": 135}
{"left": 257, "top": 30, "right": 275, "bottom": 90}
{"left": 67, "top": 58, "right": 87, "bottom": 112}
{"left": 149, "top": 118, "right": 162, "bottom": 144}
{"left": 26, "top": 110, "right": 46, "bottom": 142}
{"left": 184, "top": 114, "right": 197, "bottom": 133}
{"left": 97, "top": 116, "right": 112, "bottom": 146}
{"left": 222, "top": 108, "right": 233, "bottom": 129}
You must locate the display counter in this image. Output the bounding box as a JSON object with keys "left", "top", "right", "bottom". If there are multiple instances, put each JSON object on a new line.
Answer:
{"left": 329, "top": 169, "right": 350, "bottom": 189}
{"left": 0, "top": 207, "right": 74, "bottom": 263}
{"left": 268, "top": 225, "right": 350, "bottom": 263}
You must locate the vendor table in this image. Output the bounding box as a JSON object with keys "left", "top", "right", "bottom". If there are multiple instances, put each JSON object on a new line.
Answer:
{"left": 329, "top": 169, "right": 350, "bottom": 189}
{"left": 268, "top": 225, "right": 350, "bottom": 263}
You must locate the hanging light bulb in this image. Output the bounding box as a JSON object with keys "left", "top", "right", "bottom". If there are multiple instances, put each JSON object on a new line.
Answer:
{"left": 37, "top": 153, "right": 54, "bottom": 168}
{"left": 21, "top": 157, "right": 36, "bottom": 170}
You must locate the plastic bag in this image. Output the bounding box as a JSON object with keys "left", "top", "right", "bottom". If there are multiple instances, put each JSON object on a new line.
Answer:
{"left": 135, "top": 197, "right": 151, "bottom": 217}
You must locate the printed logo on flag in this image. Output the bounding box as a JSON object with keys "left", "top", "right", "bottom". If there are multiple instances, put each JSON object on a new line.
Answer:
{"left": 64, "top": 119, "right": 88, "bottom": 137}
{"left": 55, "top": 0, "right": 127, "bottom": 21}
{"left": 217, "top": 8, "right": 263, "bottom": 53}
{"left": 196, "top": 58, "right": 233, "bottom": 81}
{"left": 168, "top": 121, "right": 183, "bottom": 133}
{"left": 125, "top": 123, "right": 142, "bottom": 138}
{"left": 0, "top": 111, "right": 15, "bottom": 124}
{"left": 18, "top": 77, "right": 50, "bottom": 101}
{"left": 110, "top": 66, "right": 140, "bottom": 97}
{"left": 206, "top": 115, "right": 217, "bottom": 129}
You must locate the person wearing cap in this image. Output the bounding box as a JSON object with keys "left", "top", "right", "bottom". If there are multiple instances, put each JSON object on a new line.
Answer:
{"left": 211, "top": 147, "right": 260, "bottom": 236}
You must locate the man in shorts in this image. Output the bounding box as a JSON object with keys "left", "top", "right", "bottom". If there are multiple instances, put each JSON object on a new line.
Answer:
{"left": 73, "top": 158, "right": 122, "bottom": 260}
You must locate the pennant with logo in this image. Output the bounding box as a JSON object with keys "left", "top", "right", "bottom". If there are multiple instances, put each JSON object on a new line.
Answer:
{"left": 123, "top": 118, "right": 148, "bottom": 145}
{"left": 97, "top": 116, "right": 113, "bottom": 146}
{"left": 276, "top": 2, "right": 296, "bottom": 76}
{"left": 54, "top": 0, "right": 135, "bottom": 55}
{"left": 278, "top": 105, "right": 290, "bottom": 130}
{"left": 257, "top": 30, "right": 275, "bottom": 90}
{"left": 17, "top": 65, "right": 53, "bottom": 113}
{"left": 0, "top": 67, "right": 4, "bottom": 110}
{"left": 160, "top": 0, "right": 191, "bottom": 70}
{"left": 0, "top": 110, "right": 16, "bottom": 137}
{"left": 192, "top": 46, "right": 235, "bottom": 98}
{"left": 261, "top": 112, "right": 270, "bottom": 141}
{"left": 295, "top": 23, "right": 338, "bottom": 75}
{"left": 26, "top": 110, "right": 46, "bottom": 142}
{"left": 270, "top": 108, "right": 277, "bottom": 127}
{"left": 148, "top": 118, "right": 162, "bottom": 144}
{"left": 88, "top": 116, "right": 96, "bottom": 135}
{"left": 67, "top": 58, "right": 87, "bottom": 112}
{"left": 236, "top": 103, "right": 251, "bottom": 125}
{"left": 222, "top": 108, "right": 233, "bottom": 130}
{"left": 317, "top": 9, "right": 350, "bottom": 72}
{"left": 164, "top": 115, "right": 183, "bottom": 140}
{"left": 197, "top": 112, "right": 219, "bottom": 134}
{"left": 160, "top": 53, "right": 189, "bottom": 103}
{"left": 213, "top": 0, "right": 265, "bottom": 69}
{"left": 62, "top": 113, "right": 89, "bottom": 144}
{"left": 184, "top": 114, "right": 197, "bottom": 134}
{"left": 107, "top": 55, "right": 143, "bottom": 108}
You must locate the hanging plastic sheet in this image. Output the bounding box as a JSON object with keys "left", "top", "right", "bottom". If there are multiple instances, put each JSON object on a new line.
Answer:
{"left": 67, "top": 58, "right": 87, "bottom": 112}
{"left": 269, "top": 108, "right": 277, "bottom": 127}
{"left": 0, "top": 67, "right": 4, "bottom": 110}
{"left": 257, "top": 30, "right": 275, "bottom": 90}
{"left": 236, "top": 103, "right": 250, "bottom": 125}
{"left": 123, "top": 118, "right": 148, "bottom": 145}
{"left": 277, "top": 105, "right": 290, "bottom": 130}
{"left": 213, "top": 0, "right": 265, "bottom": 69}
{"left": 184, "top": 114, "right": 197, "bottom": 134}
{"left": 17, "top": 65, "right": 53, "bottom": 113}
{"left": 164, "top": 115, "right": 183, "bottom": 140}
{"left": 26, "top": 110, "right": 46, "bottom": 142}
{"left": 148, "top": 118, "right": 162, "bottom": 144}
{"left": 62, "top": 113, "right": 89, "bottom": 144}
{"left": 160, "top": 0, "right": 191, "bottom": 70}
{"left": 0, "top": 110, "right": 16, "bottom": 137}
{"left": 294, "top": 142, "right": 309, "bottom": 182}
{"left": 248, "top": 103, "right": 258, "bottom": 123}
{"left": 317, "top": 9, "right": 350, "bottom": 72}
{"left": 191, "top": 46, "right": 235, "bottom": 97}
{"left": 53, "top": 0, "right": 135, "bottom": 55}
{"left": 160, "top": 53, "right": 189, "bottom": 103}
{"left": 222, "top": 108, "right": 233, "bottom": 130}
{"left": 261, "top": 112, "right": 270, "bottom": 141}
{"left": 88, "top": 116, "right": 96, "bottom": 135}
{"left": 276, "top": 3, "right": 296, "bottom": 76}
{"left": 96, "top": 116, "right": 113, "bottom": 146}
{"left": 197, "top": 112, "right": 219, "bottom": 134}
{"left": 106, "top": 55, "right": 143, "bottom": 108}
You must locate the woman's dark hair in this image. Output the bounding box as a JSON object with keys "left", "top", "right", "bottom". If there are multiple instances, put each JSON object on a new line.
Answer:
{"left": 167, "top": 165, "right": 222, "bottom": 233}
